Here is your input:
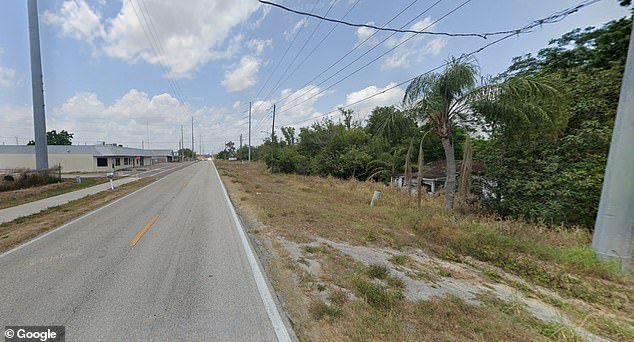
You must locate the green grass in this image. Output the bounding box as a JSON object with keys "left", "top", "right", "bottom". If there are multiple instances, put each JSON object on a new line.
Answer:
{"left": 481, "top": 294, "right": 584, "bottom": 341}
{"left": 303, "top": 245, "right": 327, "bottom": 254}
{"left": 483, "top": 268, "right": 503, "bottom": 282}
{"left": 389, "top": 254, "right": 408, "bottom": 265}
{"left": 309, "top": 301, "right": 342, "bottom": 321}
{"left": 0, "top": 177, "right": 107, "bottom": 210}
{"left": 366, "top": 264, "right": 389, "bottom": 279}
{"left": 353, "top": 277, "right": 404, "bottom": 310}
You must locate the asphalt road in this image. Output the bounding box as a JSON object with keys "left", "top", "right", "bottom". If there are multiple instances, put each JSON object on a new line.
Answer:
{"left": 0, "top": 161, "right": 289, "bottom": 341}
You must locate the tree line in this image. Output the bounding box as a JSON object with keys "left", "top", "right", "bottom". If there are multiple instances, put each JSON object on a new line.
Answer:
{"left": 217, "top": 15, "right": 632, "bottom": 229}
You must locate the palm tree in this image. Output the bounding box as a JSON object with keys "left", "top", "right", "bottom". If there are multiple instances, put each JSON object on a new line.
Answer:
{"left": 403, "top": 56, "right": 561, "bottom": 209}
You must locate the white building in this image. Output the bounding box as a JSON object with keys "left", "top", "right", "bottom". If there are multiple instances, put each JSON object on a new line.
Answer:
{"left": 0, "top": 144, "right": 175, "bottom": 173}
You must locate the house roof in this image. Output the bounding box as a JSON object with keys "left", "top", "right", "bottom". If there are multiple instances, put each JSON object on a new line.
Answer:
{"left": 0, "top": 145, "right": 160, "bottom": 157}
{"left": 397, "top": 159, "right": 486, "bottom": 179}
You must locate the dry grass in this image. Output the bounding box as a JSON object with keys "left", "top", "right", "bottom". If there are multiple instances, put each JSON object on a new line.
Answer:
{"left": 0, "top": 177, "right": 108, "bottom": 210}
{"left": 216, "top": 161, "right": 634, "bottom": 341}
{"left": 0, "top": 177, "right": 153, "bottom": 253}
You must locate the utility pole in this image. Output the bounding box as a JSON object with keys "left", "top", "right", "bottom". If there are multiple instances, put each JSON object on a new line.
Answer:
{"left": 592, "top": 23, "right": 634, "bottom": 272}
{"left": 27, "top": 0, "right": 48, "bottom": 170}
{"left": 271, "top": 104, "right": 276, "bottom": 141}
{"left": 181, "top": 124, "right": 184, "bottom": 162}
{"left": 248, "top": 101, "right": 252, "bottom": 161}
{"left": 191, "top": 116, "right": 194, "bottom": 159}
{"left": 239, "top": 134, "right": 243, "bottom": 161}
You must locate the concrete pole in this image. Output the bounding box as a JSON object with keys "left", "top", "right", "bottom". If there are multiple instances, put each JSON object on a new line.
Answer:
{"left": 248, "top": 101, "right": 252, "bottom": 161}
{"left": 592, "top": 23, "right": 634, "bottom": 272}
{"left": 180, "top": 124, "right": 184, "bottom": 162}
{"left": 271, "top": 104, "right": 276, "bottom": 141}
{"left": 191, "top": 116, "right": 194, "bottom": 159}
{"left": 27, "top": 0, "right": 48, "bottom": 170}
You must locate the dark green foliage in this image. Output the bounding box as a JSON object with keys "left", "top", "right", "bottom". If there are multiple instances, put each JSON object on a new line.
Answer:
{"left": 27, "top": 130, "right": 74, "bottom": 145}
{"left": 216, "top": 141, "right": 236, "bottom": 160}
{"left": 0, "top": 168, "right": 61, "bottom": 192}
{"left": 475, "top": 17, "right": 631, "bottom": 228}
{"left": 177, "top": 148, "right": 195, "bottom": 159}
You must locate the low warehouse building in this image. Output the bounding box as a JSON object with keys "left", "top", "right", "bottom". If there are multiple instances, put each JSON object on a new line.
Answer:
{"left": 0, "top": 145, "right": 174, "bottom": 173}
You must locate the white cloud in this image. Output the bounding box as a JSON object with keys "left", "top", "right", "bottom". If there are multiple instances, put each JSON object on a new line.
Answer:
{"left": 247, "top": 85, "right": 324, "bottom": 137}
{"left": 0, "top": 66, "right": 18, "bottom": 87}
{"left": 423, "top": 37, "right": 447, "bottom": 56}
{"left": 248, "top": 5, "right": 271, "bottom": 29}
{"left": 340, "top": 83, "right": 405, "bottom": 118}
{"left": 0, "top": 105, "right": 33, "bottom": 145}
{"left": 278, "top": 85, "right": 324, "bottom": 123}
{"left": 379, "top": 17, "right": 447, "bottom": 69}
{"left": 45, "top": 89, "right": 194, "bottom": 147}
{"left": 247, "top": 38, "right": 272, "bottom": 56}
{"left": 209, "top": 34, "right": 244, "bottom": 60}
{"left": 284, "top": 19, "right": 306, "bottom": 40}
{"left": 383, "top": 36, "right": 447, "bottom": 70}
{"left": 44, "top": 0, "right": 259, "bottom": 79}
{"left": 0, "top": 90, "right": 263, "bottom": 151}
{"left": 221, "top": 56, "right": 261, "bottom": 92}
{"left": 355, "top": 22, "right": 376, "bottom": 45}
{"left": 43, "top": 0, "right": 105, "bottom": 46}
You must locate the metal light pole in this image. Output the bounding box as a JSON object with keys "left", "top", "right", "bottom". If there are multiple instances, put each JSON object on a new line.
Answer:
{"left": 592, "top": 23, "right": 634, "bottom": 272}
{"left": 27, "top": 0, "right": 48, "bottom": 170}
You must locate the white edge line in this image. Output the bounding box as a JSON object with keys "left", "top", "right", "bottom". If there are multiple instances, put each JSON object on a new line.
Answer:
{"left": 211, "top": 161, "right": 292, "bottom": 342}
{"left": 0, "top": 163, "right": 189, "bottom": 260}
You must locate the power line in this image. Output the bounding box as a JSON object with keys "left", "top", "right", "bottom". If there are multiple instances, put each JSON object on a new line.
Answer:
{"left": 265, "top": 0, "right": 424, "bottom": 111}
{"left": 127, "top": 0, "right": 185, "bottom": 103}
{"left": 278, "top": 0, "right": 604, "bottom": 128}
{"left": 261, "top": 0, "right": 339, "bottom": 105}
{"left": 260, "top": 0, "right": 523, "bottom": 39}
{"left": 249, "top": 0, "right": 320, "bottom": 119}
{"left": 280, "top": 0, "right": 470, "bottom": 113}
{"left": 137, "top": 0, "right": 186, "bottom": 100}
{"left": 274, "top": 0, "right": 362, "bottom": 98}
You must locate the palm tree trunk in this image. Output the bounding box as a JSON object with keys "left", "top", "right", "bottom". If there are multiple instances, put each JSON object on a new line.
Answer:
{"left": 440, "top": 136, "right": 457, "bottom": 209}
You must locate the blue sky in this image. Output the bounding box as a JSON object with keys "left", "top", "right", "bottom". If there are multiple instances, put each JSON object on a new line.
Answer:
{"left": 0, "top": 0, "right": 629, "bottom": 152}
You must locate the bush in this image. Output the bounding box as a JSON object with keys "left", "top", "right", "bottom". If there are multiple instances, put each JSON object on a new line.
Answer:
{"left": 0, "top": 168, "right": 61, "bottom": 192}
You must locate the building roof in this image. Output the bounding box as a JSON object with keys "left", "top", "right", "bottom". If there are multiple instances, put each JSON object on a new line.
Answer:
{"left": 397, "top": 159, "right": 486, "bottom": 179}
{"left": 0, "top": 145, "right": 160, "bottom": 157}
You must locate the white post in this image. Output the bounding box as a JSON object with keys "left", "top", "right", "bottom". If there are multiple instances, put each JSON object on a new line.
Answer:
{"left": 370, "top": 191, "right": 382, "bottom": 207}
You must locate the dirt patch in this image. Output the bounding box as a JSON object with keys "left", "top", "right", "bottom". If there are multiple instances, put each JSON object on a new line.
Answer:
{"left": 216, "top": 161, "right": 634, "bottom": 342}
{"left": 0, "top": 177, "right": 153, "bottom": 253}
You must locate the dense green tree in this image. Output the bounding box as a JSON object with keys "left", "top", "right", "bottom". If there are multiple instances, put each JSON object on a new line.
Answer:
{"left": 475, "top": 17, "right": 631, "bottom": 227}
{"left": 215, "top": 141, "right": 236, "bottom": 160}
{"left": 403, "top": 57, "right": 558, "bottom": 209}
{"left": 365, "top": 106, "right": 416, "bottom": 147}
{"left": 177, "top": 148, "right": 195, "bottom": 159}
{"left": 281, "top": 126, "right": 296, "bottom": 146}
{"left": 27, "top": 130, "right": 74, "bottom": 145}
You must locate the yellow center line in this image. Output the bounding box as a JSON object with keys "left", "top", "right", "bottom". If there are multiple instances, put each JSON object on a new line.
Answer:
{"left": 129, "top": 215, "right": 159, "bottom": 247}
